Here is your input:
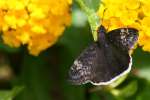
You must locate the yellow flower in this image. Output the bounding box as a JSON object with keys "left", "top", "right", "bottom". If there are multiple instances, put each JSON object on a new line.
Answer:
{"left": 0, "top": 0, "right": 72, "bottom": 56}
{"left": 98, "top": 0, "right": 150, "bottom": 52}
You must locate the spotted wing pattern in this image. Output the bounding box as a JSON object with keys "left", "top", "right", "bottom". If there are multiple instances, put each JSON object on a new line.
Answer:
{"left": 68, "top": 25, "right": 138, "bottom": 85}
{"left": 68, "top": 42, "right": 131, "bottom": 85}
{"left": 68, "top": 43, "right": 98, "bottom": 85}
{"left": 107, "top": 28, "right": 138, "bottom": 51}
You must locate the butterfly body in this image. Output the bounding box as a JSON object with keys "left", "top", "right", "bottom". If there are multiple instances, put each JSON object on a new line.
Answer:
{"left": 68, "top": 25, "right": 138, "bottom": 85}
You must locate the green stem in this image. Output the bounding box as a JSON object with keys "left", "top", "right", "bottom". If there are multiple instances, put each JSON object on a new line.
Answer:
{"left": 76, "top": 0, "right": 100, "bottom": 41}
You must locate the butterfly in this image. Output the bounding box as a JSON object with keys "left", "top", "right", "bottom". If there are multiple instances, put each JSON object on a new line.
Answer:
{"left": 68, "top": 25, "right": 138, "bottom": 85}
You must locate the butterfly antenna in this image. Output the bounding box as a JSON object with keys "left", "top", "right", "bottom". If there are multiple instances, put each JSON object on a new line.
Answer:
{"left": 101, "top": 8, "right": 106, "bottom": 25}
{"left": 101, "top": 8, "right": 110, "bottom": 32}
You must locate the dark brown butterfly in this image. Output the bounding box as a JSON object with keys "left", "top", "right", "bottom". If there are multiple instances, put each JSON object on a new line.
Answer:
{"left": 68, "top": 25, "right": 138, "bottom": 85}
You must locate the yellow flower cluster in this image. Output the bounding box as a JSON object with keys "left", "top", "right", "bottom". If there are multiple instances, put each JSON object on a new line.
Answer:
{"left": 0, "top": 0, "right": 72, "bottom": 56}
{"left": 98, "top": 0, "right": 150, "bottom": 52}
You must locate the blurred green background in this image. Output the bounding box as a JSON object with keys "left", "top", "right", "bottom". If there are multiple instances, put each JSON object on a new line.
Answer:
{"left": 0, "top": 2, "right": 150, "bottom": 100}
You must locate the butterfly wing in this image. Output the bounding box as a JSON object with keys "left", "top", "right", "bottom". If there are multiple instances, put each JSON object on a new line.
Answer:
{"left": 90, "top": 27, "right": 138, "bottom": 85}
{"left": 68, "top": 42, "right": 131, "bottom": 85}
{"left": 90, "top": 43, "right": 131, "bottom": 85}
{"left": 68, "top": 26, "right": 138, "bottom": 85}
{"left": 68, "top": 43, "right": 99, "bottom": 85}
{"left": 106, "top": 28, "right": 138, "bottom": 51}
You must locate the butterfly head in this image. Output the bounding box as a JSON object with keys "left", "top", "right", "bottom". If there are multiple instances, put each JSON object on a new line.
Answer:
{"left": 97, "top": 25, "right": 106, "bottom": 34}
{"left": 96, "top": 25, "right": 107, "bottom": 45}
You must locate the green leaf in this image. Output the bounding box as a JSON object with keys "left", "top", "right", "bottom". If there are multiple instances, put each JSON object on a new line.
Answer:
{"left": 84, "top": 0, "right": 100, "bottom": 11}
{"left": 0, "top": 86, "right": 24, "bottom": 100}
{"left": 133, "top": 48, "right": 150, "bottom": 68}
{"left": 108, "top": 74, "right": 128, "bottom": 88}
{"left": 110, "top": 81, "right": 138, "bottom": 98}
{"left": 75, "top": 0, "right": 100, "bottom": 41}
{"left": 0, "top": 42, "right": 20, "bottom": 53}
{"left": 15, "top": 54, "right": 52, "bottom": 100}
{"left": 137, "top": 67, "right": 150, "bottom": 81}
{"left": 136, "top": 83, "right": 150, "bottom": 100}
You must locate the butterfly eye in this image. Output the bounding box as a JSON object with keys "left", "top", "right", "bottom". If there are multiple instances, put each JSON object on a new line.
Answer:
{"left": 128, "top": 36, "right": 134, "bottom": 42}
{"left": 128, "top": 29, "right": 138, "bottom": 34}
